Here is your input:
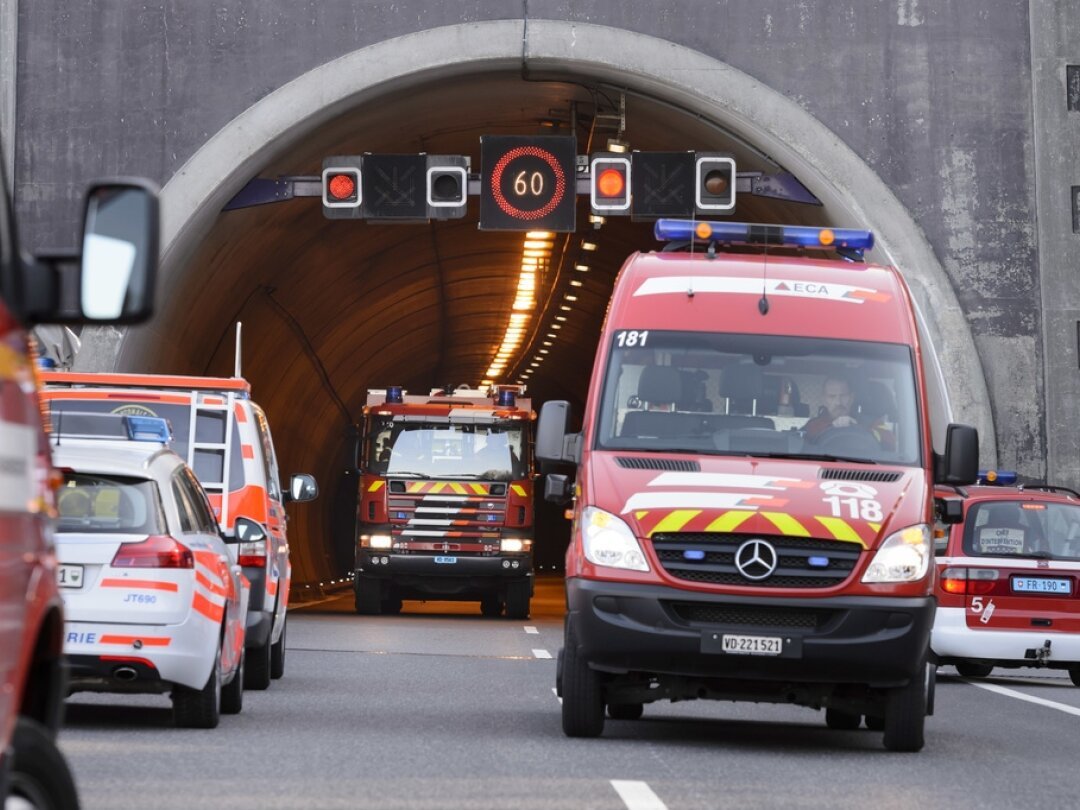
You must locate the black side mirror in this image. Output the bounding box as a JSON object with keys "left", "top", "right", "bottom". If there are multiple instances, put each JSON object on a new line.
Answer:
{"left": 284, "top": 473, "right": 318, "bottom": 503}
{"left": 232, "top": 516, "right": 267, "bottom": 545}
{"left": 936, "top": 498, "right": 964, "bottom": 525}
{"left": 936, "top": 423, "right": 979, "bottom": 485}
{"left": 536, "top": 401, "right": 581, "bottom": 466}
{"left": 544, "top": 473, "right": 573, "bottom": 505}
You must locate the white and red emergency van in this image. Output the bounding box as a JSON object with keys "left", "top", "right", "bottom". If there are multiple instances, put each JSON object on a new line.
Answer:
{"left": 537, "top": 219, "right": 979, "bottom": 752}
{"left": 40, "top": 371, "right": 317, "bottom": 691}
{"left": 0, "top": 143, "right": 158, "bottom": 807}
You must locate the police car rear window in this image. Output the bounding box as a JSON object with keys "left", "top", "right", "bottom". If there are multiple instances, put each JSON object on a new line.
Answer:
{"left": 56, "top": 473, "right": 165, "bottom": 534}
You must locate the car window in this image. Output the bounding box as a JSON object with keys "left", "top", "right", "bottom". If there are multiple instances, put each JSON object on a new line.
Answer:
{"left": 963, "top": 500, "right": 1080, "bottom": 561}
{"left": 182, "top": 467, "right": 219, "bottom": 534}
{"left": 57, "top": 473, "right": 165, "bottom": 534}
{"left": 253, "top": 405, "right": 282, "bottom": 500}
{"left": 171, "top": 472, "right": 198, "bottom": 533}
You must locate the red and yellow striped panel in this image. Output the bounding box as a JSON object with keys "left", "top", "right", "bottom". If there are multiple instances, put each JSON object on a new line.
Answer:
{"left": 634, "top": 509, "right": 875, "bottom": 548}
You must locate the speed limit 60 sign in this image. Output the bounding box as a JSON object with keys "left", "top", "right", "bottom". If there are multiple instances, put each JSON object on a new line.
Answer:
{"left": 480, "top": 135, "right": 577, "bottom": 232}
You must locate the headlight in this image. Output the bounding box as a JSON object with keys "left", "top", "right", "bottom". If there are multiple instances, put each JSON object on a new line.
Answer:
{"left": 861, "top": 524, "right": 931, "bottom": 583}
{"left": 581, "top": 507, "right": 649, "bottom": 572}
{"left": 361, "top": 534, "right": 392, "bottom": 549}
{"left": 500, "top": 538, "right": 531, "bottom": 553}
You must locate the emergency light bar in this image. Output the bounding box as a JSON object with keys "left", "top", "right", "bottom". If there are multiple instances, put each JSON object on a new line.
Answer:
{"left": 977, "top": 469, "right": 1018, "bottom": 486}
{"left": 654, "top": 219, "right": 874, "bottom": 252}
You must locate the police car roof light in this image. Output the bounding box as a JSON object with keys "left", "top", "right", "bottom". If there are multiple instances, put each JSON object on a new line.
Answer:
{"left": 125, "top": 416, "right": 172, "bottom": 443}
{"left": 977, "top": 469, "right": 1018, "bottom": 486}
{"left": 653, "top": 219, "right": 874, "bottom": 252}
{"left": 386, "top": 386, "right": 405, "bottom": 404}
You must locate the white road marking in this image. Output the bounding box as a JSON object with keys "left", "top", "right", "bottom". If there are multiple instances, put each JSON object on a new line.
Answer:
{"left": 524, "top": 626, "right": 539, "bottom": 634}
{"left": 611, "top": 780, "right": 668, "bottom": 810}
{"left": 552, "top": 687, "right": 561, "bottom": 704}
{"left": 966, "top": 680, "right": 1080, "bottom": 717}
{"left": 532, "top": 648, "right": 552, "bottom": 659}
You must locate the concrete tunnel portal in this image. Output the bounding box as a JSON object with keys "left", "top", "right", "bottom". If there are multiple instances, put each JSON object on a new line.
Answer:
{"left": 75, "top": 22, "right": 991, "bottom": 596}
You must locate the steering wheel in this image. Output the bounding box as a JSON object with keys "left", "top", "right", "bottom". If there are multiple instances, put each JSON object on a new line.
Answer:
{"left": 811, "top": 426, "right": 883, "bottom": 457}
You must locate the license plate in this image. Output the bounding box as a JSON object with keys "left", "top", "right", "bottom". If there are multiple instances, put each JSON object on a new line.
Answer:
{"left": 57, "top": 564, "right": 84, "bottom": 589}
{"left": 720, "top": 633, "right": 783, "bottom": 656}
{"left": 434, "top": 556, "right": 457, "bottom": 564}
{"left": 1011, "top": 576, "right": 1071, "bottom": 595}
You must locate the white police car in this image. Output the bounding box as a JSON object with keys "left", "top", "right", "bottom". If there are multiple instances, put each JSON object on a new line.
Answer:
{"left": 52, "top": 413, "right": 251, "bottom": 727}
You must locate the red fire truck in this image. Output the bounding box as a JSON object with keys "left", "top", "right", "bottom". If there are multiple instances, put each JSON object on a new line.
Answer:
{"left": 537, "top": 219, "right": 979, "bottom": 752}
{"left": 355, "top": 385, "right": 536, "bottom": 618}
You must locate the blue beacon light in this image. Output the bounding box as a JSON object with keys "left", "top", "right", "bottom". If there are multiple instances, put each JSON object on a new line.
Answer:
{"left": 386, "top": 386, "right": 404, "bottom": 404}
{"left": 653, "top": 219, "right": 874, "bottom": 252}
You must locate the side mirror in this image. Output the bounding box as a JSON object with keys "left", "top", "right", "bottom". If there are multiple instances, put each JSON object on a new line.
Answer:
{"left": 936, "top": 423, "right": 979, "bottom": 485}
{"left": 536, "top": 401, "right": 581, "bottom": 466}
{"left": 285, "top": 473, "right": 318, "bottom": 503}
{"left": 232, "top": 516, "right": 267, "bottom": 545}
{"left": 936, "top": 498, "right": 964, "bottom": 525}
{"left": 544, "top": 473, "right": 573, "bottom": 505}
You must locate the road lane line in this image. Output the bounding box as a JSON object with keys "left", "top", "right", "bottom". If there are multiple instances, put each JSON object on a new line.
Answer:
{"left": 552, "top": 687, "right": 562, "bottom": 704}
{"left": 611, "top": 780, "right": 668, "bottom": 810}
{"left": 533, "top": 648, "right": 552, "bottom": 659}
{"left": 966, "top": 680, "right": 1080, "bottom": 717}
{"left": 524, "top": 626, "right": 539, "bottom": 634}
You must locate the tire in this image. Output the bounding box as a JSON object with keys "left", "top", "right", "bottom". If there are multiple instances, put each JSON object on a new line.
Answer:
{"left": 825, "top": 708, "right": 861, "bottom": 730}
{"left": 270, "top": 615, "right": 287, "bottom": 680}
{"left": 561, "top": 623, "right": 604, "bottom": 738}
{"left": 607, "top": 703, "right": 644, "bottom": 721}
{"left": 8, "top": 718, "right": 80, "bottom": 809}
{"left": 505, "top": 580, "right": 531, "bottom": 620}
{"left": 479, "top": 594, "right": 503, "bottom": 617}
{"left": 1070, "top": 667, "right": 1080, "bottom": 687}
{"left": 244, "top": 634, "right": 272, "bottom": 691}
{"left": 956, "top": 662, "right": 994, "bottom": 678}
{"left": 381, "top": 596, "right": 403, "bottom": 615}
{"left": 354, "top": 575, "right": 382, "bottom": 615}
{"left": 221, "top": 646, "right": 244, "bottom": 715}
{"left": 882, "top": 662, "right": 929, "bottom": 752}
{"left": 865, "top": 714, "right": 884, "bottom": 731}
{"left": 173, "top": 647, "right": 222, "bottom": 729}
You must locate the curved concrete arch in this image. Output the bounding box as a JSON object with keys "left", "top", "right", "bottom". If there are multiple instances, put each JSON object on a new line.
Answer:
{"left": 78, "top": 17, "right": 995, "bottom": 460}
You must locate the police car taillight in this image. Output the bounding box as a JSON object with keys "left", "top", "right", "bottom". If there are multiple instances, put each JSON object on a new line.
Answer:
{"left": 112, "top": 535, "right": 194, "bottom": 569}
{"left": 940, "top": 566, "right": 998, "bottom": 595}
{"left": 238, "top": 541, "right": 267, "bottom": 568}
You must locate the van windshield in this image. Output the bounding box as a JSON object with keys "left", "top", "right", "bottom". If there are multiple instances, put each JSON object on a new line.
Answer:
{"left": 596, "top": 330, "right": 921, "bottom": 466}
{"left": 365, "top": 418, "right": 528, "bottom": 481}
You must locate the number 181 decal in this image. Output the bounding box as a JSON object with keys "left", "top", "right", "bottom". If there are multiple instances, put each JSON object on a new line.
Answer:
{"left": 615, "top": 330, "right": 649, "bottom": 348}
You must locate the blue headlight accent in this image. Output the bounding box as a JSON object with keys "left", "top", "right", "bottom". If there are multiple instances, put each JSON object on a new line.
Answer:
{"left": 807, "top": 556, "right": 830, "bottom": 568}
{"left": 977, "top": 469, "right": 1018, "bottom": 486}
{"left": 683, "top": 549, "right": 706, "bottom": 561}
{"left": 653, "top": 219, "right": 874, "bottom": 252}
{"left": 395, "top": 512, "right": 408, "bottom": 519}
{"left": 125, "top": 416, "right": 172, "bottom": 443}
{"left": 386, "top": 386, "right": 404, "bottom": 404}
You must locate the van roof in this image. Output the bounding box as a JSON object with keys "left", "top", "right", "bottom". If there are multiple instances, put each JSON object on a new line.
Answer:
{"left": 609, "top": 250, "right": 915, "bottom": 344}
{"left": 40, "top": 371, "right": 251, "bottom": 395}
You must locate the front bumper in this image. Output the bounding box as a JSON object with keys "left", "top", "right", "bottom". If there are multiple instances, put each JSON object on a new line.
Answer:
{"left": 931, "top": 606, "right": 1080, "bottom": 668}
{"left": 567, "top": 578, "right": 934, "bottom": 689}
{"left": 357, "top": 551, "right": 532, "bottom": 597}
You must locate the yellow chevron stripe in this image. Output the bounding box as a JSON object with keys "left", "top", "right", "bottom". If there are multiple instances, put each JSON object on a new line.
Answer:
{"left": 761, "top": 512, "right": 810, "bottom": 537}
{"left": 815, "top": 516, "right": 866, "bottom": 547}
{"left": 408, "top": 482, "right": 423, "bottom": 493}
{"left": 429, "top": 482, "right": 446, "bottom": 494}
{"left": 704, "top": 510, "right": 754, "bottom": 533}
{"left": 868, "top": 522, "right": 881, "bottom": 535}
{"left": 449, "top": 483, "right": 467, "bottom": 495}
{"left": 650, "top": 509, "right": 701, "bottom": 536}
{"left": 367, "top": 480, "right": 385, "bottom": 492}
{"left": 473, "top": 484, "right": 488, "bottom": 495}
{"left": 510, "top": 484, "right": 526, "bottom": 497}
{"left": 635, "top": 511, "right": 649, "bottom": 521}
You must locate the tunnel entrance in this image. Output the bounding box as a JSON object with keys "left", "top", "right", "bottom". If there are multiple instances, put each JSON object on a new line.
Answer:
{"left": 76, "top": 20, "right": 989, "bottom": 593}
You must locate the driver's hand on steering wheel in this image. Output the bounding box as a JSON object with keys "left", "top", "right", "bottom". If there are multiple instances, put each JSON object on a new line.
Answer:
{"left": 832, "top": 415, "right": 857, "bottom": 428}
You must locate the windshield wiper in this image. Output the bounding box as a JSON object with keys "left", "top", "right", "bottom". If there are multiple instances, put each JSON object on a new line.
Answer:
{"left": 385, "top": 471, "right": 426, "bottom": 478}
{"left": 751, "top": 451, "right": 881, "bottom": 465}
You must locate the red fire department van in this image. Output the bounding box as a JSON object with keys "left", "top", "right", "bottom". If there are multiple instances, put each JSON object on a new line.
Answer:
{"left": 355, "top": 385, "right": 536, "bottom": 618}
{"left": 537, "top": 219, "right": 979, "bottom": 752}
{"left": 0, "top": 150, "right": 158, "bottom": 806}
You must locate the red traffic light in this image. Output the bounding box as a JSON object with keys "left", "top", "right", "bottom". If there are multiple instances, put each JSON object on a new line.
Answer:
{"left": 321, "top": 165, "right": 362, "bottom": 212}
{"left": 597, "top": 168, "right": 625, "bottom": 198}
{"left": 328, "top": 173, "right": 356, "bottom": 201}
{"left": 590, "top": 155, "right": 630, "bottom": 213}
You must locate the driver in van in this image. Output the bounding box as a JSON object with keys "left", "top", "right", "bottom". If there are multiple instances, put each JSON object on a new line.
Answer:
{"left": 803, "top": 377, "right": 857, "bottom": 441}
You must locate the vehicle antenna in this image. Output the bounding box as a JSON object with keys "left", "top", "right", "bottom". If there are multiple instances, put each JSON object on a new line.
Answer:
{"left": 234, "top": 321, "right": 243, "bottom": 377}
{"left": 758, "top": 243, "right": 770, "bottom": 316}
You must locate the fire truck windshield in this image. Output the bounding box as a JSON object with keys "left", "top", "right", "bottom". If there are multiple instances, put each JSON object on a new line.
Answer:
{"left": 366, "top": 419, "right": 528, "bottom": 481}
{"left": 596, "top": 330, "right": 921, "bottom": 466}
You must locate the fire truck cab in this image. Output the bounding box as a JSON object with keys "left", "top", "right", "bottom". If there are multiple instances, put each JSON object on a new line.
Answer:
{"left": 355, "top": 385, "right": 536, "bottom": 618}
{"left": 537, "top": 219, "right": 979, "bottom": 752}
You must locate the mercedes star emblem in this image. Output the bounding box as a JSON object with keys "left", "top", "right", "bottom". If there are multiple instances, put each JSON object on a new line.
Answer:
{"left": 734, "top": 538, "right": 778, "bottom": 581}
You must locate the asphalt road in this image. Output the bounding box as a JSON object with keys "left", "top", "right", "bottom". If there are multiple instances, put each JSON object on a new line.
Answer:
{"left": 59, "top": 577, "right": 1080, "bottom": 810}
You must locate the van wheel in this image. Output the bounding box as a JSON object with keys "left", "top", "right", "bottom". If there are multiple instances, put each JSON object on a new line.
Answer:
{"left": 1069, "top": 667, "right": 1080, "bottom": 687}
{"left": 8, "top": 718, "right": 80, "bottom": 809}
{"left": 480, "top": 594, "right": 503, "bottom": 617}
{"left": 956, "top": 662, "right": 993, "bottom": 678}
{"left": 221, "top": 647, "right": 244, "bottom": 715}
{"left": 354, "top": 575, "right": 382, "bottom": 615}
{"left": 244, "top": 638, "right": 271, "bottom": 691}
{"left": 270, "top": 616, "right": 286, "bottom": 679}
{"left": 607, "top": 703, "right": 644, "bottom": 720}
{"left": 882, "top": 662, "right": 929, "bottom": 752}
{"left": 825, "top": 708, "right": 861, "bottom": 730}
{"left": 865, "top": 714, "right": 884, "bottom": 731}
{"left": 561, "top": 624, "right": 604, "bottom": 738}
{"left": 173, "top": 647, "right": 222, "bottom": 729}
{"left": 505, "top": 580, "right": 531, "bottom": 620}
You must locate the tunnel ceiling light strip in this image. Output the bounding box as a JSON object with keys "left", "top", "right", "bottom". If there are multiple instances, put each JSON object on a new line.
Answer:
{"left": 570, "top": 279, "right": 583, "bottom": 287}
{"left": 574, "top": 264, "right": 589, "bottom": 272}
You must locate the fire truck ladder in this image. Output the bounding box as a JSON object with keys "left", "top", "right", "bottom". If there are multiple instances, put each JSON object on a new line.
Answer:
{"left": 187, "top": 390, "right": 236, "bottom": 528}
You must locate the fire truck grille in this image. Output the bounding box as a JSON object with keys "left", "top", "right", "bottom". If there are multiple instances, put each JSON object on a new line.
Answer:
{"left": 667, "top": 602, "right": 830, "bottom": 629}
{"left": 388, "top": 484, "right": 508, "bottom": 549}
{"left": 650, "top": 533, "right": 861, "bottom": 589}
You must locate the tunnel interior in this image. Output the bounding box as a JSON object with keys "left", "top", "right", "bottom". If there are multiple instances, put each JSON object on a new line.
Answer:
{"left": 123, "top": 69, "right": 840, "bottom": 591}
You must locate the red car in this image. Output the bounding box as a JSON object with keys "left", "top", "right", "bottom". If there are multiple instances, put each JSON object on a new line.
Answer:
{"left": 0, "top": 144, "right": 157, "bottom": 807}
{"left": 932, "top": 472, "right": 1080, "bottom": 684}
